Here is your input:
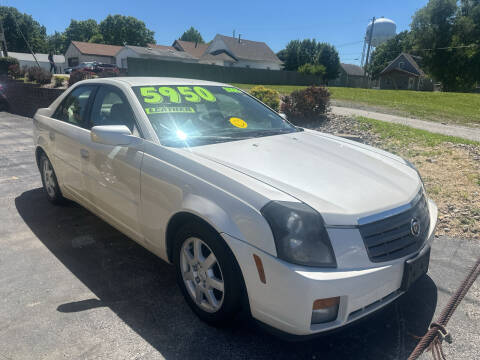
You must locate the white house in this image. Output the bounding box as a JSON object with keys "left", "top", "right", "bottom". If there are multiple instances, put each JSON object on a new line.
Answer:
{"left": 204, "top": 34, "right": 283, "bottom": 70}
{"left": 8, "top": 52, "right": 66, "bottom": 73}
{"left": 64, "top": 41, "right": 122, "bottom": 68}
{"left": 115, "top": 45, "right": 198, "bottom": 69}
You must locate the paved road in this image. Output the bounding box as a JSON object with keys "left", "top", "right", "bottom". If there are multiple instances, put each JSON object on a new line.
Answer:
{"left": 0, "top": 112, "right": 478, "bottom": 360}
{"left": 331, "top": 106, "right": 480, "bottom": 143}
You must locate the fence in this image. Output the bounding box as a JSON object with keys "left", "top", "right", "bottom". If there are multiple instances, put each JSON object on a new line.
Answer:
{"left": 126, "top": 58, "right": 323, "bottom": 86}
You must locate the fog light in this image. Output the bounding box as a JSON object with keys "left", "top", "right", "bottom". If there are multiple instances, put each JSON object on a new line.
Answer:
{"left": 311, "top": 297, "right": 340, "bottom": 324}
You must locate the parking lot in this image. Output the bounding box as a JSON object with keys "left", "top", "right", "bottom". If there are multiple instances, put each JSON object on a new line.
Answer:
{"left": 0, "top": 112, "right": 478, "bottom": 360}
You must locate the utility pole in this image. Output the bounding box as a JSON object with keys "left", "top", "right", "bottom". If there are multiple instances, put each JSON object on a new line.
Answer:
{"left": 0, "top": 20, "right": 8, "bottom": 57}
{"left": 363, "top": 16, "right": 375, "bottom": 88}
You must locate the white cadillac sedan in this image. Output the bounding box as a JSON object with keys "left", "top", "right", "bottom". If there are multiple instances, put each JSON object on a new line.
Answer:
{"left": 33, "top": 77, "right": 437, "bottom": 337}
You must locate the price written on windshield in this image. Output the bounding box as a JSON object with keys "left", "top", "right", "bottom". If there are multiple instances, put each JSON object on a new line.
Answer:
{"left": 140, "top": 86, "right": 217, "bottom": 104}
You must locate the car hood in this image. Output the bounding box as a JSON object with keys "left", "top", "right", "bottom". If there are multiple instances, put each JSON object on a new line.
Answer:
{"left": 188, "top": 129, "right": 421, "bottom": 225}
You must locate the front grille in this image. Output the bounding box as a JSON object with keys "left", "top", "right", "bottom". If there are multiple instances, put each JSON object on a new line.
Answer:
{"left": 359, "top": 191, "right": 430, "bottom": 263}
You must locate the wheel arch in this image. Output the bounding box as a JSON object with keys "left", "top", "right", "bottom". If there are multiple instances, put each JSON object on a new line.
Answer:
{"left": 35, "top": 145, "right": 47, "bottom": 170}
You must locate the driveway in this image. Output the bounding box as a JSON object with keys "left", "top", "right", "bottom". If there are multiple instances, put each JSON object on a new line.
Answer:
{"left": 0, "top": 112, "right": 478, "bottom": 360}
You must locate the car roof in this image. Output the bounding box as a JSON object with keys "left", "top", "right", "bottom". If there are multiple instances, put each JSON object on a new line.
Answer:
{"left": 84, "top": 77, "right": 231, "bottom": 87}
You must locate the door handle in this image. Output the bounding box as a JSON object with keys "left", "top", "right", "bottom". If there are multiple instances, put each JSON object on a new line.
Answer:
{"left": 49, "top": 131, "right": 55, "bottom": 141}
{"left": 80, "top": 149, "right": 89, "bottom": 159}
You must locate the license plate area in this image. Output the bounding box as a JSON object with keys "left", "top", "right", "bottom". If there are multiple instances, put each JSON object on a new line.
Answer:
{"left": 401, "top": 247, "right": 430, "bottom": 291}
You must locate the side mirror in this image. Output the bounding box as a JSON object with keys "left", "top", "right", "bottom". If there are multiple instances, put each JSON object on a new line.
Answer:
{"left": 279, "top": 113, "right": 287, "bottom": 120}
{"left": 91, "top": 125, "right": 138, "bottom": 146}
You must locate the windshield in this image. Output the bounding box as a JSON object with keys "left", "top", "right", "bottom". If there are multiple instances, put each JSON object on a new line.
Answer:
{"left": 132, "top": 85, "right": 299, "bottom": 147}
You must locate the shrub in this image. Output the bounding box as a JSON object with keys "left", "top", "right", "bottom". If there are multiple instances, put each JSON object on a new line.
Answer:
{"left": 280, "top": 86, "right": 330, "bottom": 125}
{"left": 249, "top": 85, "right": 280, "bottom": 111}
{"left": 26, "top": 66, "right": 52, "bottom": 85}
{"left": 298, "top": 63, "right": 326, "bottom": 79}
{"left": 8, "top": 64, "right": 21, "bottom": 79}
{"left": 0, "top": 57, "right": 19, "bottom": 74}
{"left": 68, "top": 70, "right": 96, "bottom": 87}
{"left": 53, "top": 75, "right": 68, "bottom": 87}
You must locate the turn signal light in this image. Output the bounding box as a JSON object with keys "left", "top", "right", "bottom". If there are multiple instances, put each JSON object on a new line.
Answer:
{"left": 311, "top": 297, "right": 340, "bottom": 324}
{"left": 253, "top": 254, "right": 266, "bottom": 284}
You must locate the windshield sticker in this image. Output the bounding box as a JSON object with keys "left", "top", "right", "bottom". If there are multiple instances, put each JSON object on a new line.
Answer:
{"left": 139, "top": 86, "right": 216, "bottom": 105}
{"left": 229, "top": 117, "right": 248, "bottom": 128}
{"left": 223, "top": 87, "right": 242, "bottom": 93}
{"left": 145, "top": 106, "right": 196, "bottom": 114}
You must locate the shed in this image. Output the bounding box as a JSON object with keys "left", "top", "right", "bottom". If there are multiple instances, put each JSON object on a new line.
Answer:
{"left": 65, "top": 41, "right": 122, "bottom": 68}
{"left": 379, "top": 53, "right": 432, "bottom": 91}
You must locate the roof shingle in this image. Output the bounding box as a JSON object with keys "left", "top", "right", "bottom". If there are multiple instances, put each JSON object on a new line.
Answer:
{"left": 71, "top": 41, "right": 123, "bottom": 57}
{"left": 210, "top": 35, "right": 281, "bottom": 63}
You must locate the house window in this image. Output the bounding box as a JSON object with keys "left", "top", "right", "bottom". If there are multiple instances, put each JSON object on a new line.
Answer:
{"left": 399, "top": 61, "right": 405, "bottom": 69}
{"left": 408, "top": 77, "right": 415, "bottom": 89}
{"left": 68, "top": 57, "right": 79, "bottom": 67}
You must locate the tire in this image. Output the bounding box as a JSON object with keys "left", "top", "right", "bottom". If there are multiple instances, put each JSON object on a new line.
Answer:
{"left": 173, "top": 221, "right": 244, "bottom": 326}
{"left": 39, "top": 153, "right": 65, "bottom": 205}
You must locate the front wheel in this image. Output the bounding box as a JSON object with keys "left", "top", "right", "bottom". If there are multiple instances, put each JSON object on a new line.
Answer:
{"left": 173, "top": 221, "right": 244, "bottom": 325}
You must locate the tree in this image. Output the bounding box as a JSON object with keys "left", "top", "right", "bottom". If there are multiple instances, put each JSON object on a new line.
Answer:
{"left": 411, "top": 0, "right": 480, "bottom": 91}
{"left": 180, "top": 27, "right": 204, "bottom": 43}
{"left": 88, "top": 33, "right": 105, "bottom": 44}
{"left": 277, "top": 39, "right": 340, "bottom": 81}
{"left": 99, "top": 15, "right": 155, "bottom": 46}
{"left": 298, "top": 63, "right": 326, "bottom": 77}
{"left": 47, "top": 31, "right": 66, "bottom": 54}
{"left": 0, "top": 6, "right": 48, "bottom": 53}
{"left": 63, "top": 19, "right": 100, "bottom": 50}
{"left": 368, "top": 31, "right": 415, "bottom": 79}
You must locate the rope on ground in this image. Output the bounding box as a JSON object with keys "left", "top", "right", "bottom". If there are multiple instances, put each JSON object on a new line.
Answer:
{"left": 407, "top": 256, "right": 480, "bottom": 360}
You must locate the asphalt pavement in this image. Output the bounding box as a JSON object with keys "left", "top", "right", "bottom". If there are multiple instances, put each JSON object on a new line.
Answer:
{"left": 0, "top": 112, "right": 478, "bottom": 360}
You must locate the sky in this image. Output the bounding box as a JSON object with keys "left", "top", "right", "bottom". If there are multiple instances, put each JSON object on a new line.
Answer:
{"left": 8, "top": 0, "right": 429, "bottom": 65}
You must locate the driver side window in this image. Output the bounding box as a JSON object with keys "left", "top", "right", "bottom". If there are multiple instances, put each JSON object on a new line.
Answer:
{"left": 89, "top": 86, "right": 139, "bottom": 136}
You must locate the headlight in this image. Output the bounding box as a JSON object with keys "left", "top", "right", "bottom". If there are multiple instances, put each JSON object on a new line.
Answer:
{"left": 261, "top": 201, "right": 337, "bottom": 267}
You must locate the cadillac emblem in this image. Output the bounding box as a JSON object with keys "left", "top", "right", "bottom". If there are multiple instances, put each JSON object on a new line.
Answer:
{"left": 411, "top": 218, "right": 421, "bottom": 237}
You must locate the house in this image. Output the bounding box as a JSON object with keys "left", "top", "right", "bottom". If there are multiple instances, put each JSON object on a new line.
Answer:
{"left": 172, "top": 40, "right": 236, "bottom": 66}
{"left": 331, "top": 63, "right": 364, "bottom": 87}
{"left": 204, "top": 34, "right": 282, "bottom": 70}
{"left": 379, "top": 53, "right": 432, "bottom": 91}
{"left": 8, "top": 51, "right": 66, "bottom": 73}
{"left": 115, "top": 45, "right": 198, "bottom": 69}
{"left": 64, "top": 41, "right": 122, "bottom": 67}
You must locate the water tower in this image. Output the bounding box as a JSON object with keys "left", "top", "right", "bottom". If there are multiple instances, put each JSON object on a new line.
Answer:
{"left": 361, "top": 17, "right": 396, "bottom": 67}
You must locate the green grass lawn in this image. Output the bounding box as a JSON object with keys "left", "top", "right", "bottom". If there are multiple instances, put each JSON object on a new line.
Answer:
{"left": 233, "top": 83, "right": 480, "bottom": 126}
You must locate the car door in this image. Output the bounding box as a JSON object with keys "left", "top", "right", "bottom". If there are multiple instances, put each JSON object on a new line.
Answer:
{"left": 51, "top": 84, "right": 97, "bottom": 205}
{"left": 83, "top": 84, "right": 144, "bottom": 240}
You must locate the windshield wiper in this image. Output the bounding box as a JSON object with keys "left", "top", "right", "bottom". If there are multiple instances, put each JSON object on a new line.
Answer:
{"left": 161, "top": 135, "right": 254, "bottom": 147}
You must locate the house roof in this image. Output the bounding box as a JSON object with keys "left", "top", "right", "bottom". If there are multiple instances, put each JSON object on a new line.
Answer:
{"left": 147, "top": 43, "right": 176, "bottom": 51}
{"left": 340, "top": 63, "right": 364, "bottom": 76}
{"left": 8, "top": 52, "right": 65, "bottom": 64}
{"left": 173, "top": 40, "right": 209, "bottom": 59}
{"left": 124, "top": 45, "right": 197, "bottom": 61}
{"left": 210, "top": 34, "right": 281, "bottom": 63}
{"left": 381, "top": 53, "right": 425, "bottom": 77}
{"left": 71, "top": 41, "right": 123, "bottom": 57}
{"left": 200, "top": 52, "right": 236, "bottom": 63}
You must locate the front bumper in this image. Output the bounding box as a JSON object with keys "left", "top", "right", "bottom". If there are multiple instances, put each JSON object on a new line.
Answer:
{"left": 222, "top": 198, "right": 438, "bottom": 336}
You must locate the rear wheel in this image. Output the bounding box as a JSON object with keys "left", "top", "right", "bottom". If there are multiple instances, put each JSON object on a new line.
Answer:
{"left": 39, "top": 153, "right": 65, "bottom": 205}
{"left": 173, "top": 221, "right": 244, "bottom": 325}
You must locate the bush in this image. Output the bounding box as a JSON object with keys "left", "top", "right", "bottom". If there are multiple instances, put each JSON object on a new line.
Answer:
{"left": 280, "top": 86, "right": 330, "bottom": 125}
{"left": 249, "top": 85, "right": 280, "bottom": 111}
{"left": 8, "top": 64, "right": 21, "bottom": 79}
{"left": 26, "top": 66, "right": 52, "bottom": 85}
{"left": 298, "top": 63, "right": 326, "bottom": 79}
{"left": 53, "top": 75, "right": 68, "bottom": 87}
{"left": 68, "top": 70, "right": 96, "bottom": 87}
{"left": 0, "top": 57, "right": 19, "bottom": 74}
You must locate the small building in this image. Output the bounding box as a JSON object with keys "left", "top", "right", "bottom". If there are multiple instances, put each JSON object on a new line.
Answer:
{"left": 115, "top": 45, "right": 198, "bottom": 70}
{"left": 64, "top": 41, "right": 123, "bottom": 68}
{"left": 379, "top": 53, "right": 432, "bottom": 91}
{"left": 8, "top": 51, "right": 66, "bottom": 73}
{"left": 331, "top": 63, "right": 364, "bottom": 87}
{"left": 204, "top": 34, "right": 283, "bottom": 70}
